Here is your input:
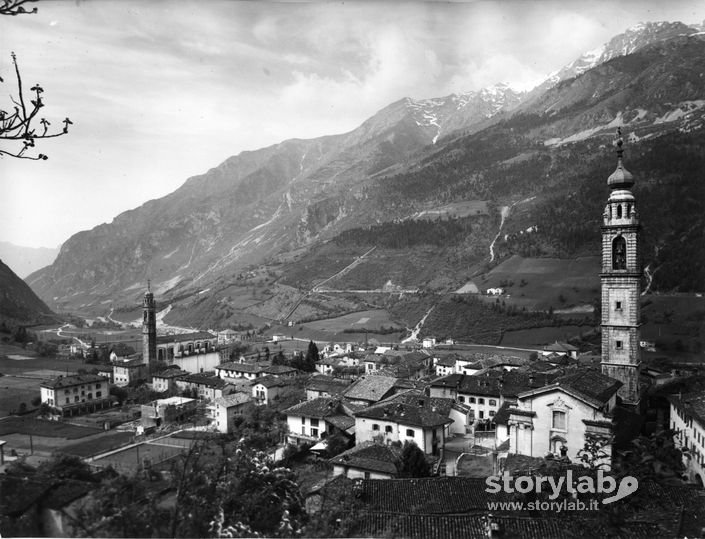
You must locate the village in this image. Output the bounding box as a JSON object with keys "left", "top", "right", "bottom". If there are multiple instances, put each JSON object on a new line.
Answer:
{"left": 1, "top": 10, "right": 705, "bottom": 533}
{"left": 2, "top": 271, "right": 705, "bottom": 536}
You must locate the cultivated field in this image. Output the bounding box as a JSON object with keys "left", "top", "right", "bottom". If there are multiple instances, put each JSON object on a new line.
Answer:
{"left": 303, "top": 310, "right": 402, "bottom": 332}
{"left": 469, "top": 255, "right": 601, "bottom": 311}
{"left": 500, "top": 325, "right": 595, "bottom": 347}
{"left": 412, "top": 200, "right": 490, "bottom": 220}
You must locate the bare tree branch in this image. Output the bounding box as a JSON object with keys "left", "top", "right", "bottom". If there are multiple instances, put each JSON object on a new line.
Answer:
{"left": 0, "top": 52, "right": 72, "bottom": 160}
{"left": 0, "top": 0, "right": 38, "bottom": 16}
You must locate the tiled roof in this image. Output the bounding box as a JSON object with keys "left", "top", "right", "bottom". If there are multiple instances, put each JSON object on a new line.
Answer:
{"left": 555, "top": 369, "right": 622, "bottom": 405}
{"left": 544, "top": 341, "right": 579, "bottom": 352}
{"left": 330, "top": 441, "right": 402, "bottom": 475}
{"left": 435, "top": 355, "right": 457, "bottom": 367}
{"left": 179, "top": 373, "right": 226, "bottom": 388}
{"left": 344, "top": 375, "right": 398, "bottom": 402}
{"left": 283, "top": 397, "right": 344, "bottom": 419}
{"left": 384, "top": 390, "right": 456, "bottom": 417}
{"left": 216, "top": 362, "right": 263, "bottom": 373}
{"left": 430, "top": 371, "right": 557, "bottom": 398}
{"left": 359, "top": 477, "right": 508, "bottom": 513}
{"left": 326, "top": 414, "right": 356, "bottom": 431}
{"left": 214, "top": 392, "right": 250, "bottom": 408}
{"left": 153, "top": 369, "right": 188, "bottom": 379}
{"left": 254, "top": 375, "right": 297, "bottom": 389}
{"left": 306, "top": 375, "right": 351, "bottom": 394}
{"left": 156, "top": 331, "right": 216, "bottom": 344}
{"left": 41, "top": 373, "right": 106, "bottom": 389}
{"left": 261, "top": 364, "right": 298, "bottom": 375}
{"left": 355, "top": 401, "right": 452, "bottom": 428}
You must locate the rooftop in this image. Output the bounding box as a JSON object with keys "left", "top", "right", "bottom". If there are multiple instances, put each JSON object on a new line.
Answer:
{"left": 216, "top": 362, "right": 263, "bottom": 373}
{"left": 156, "top": 331, "right": 216, "bottom": 344}
{"left": 343, "top": 375, "right": 398, "bottom": 402}
{"left": 41, "top": 373, "right": 107, "bottom": 389}
{"left": 355, "top": 400, "right": 452, "bottom": 428}
{"left": 330, "top": 441, "right": 402, "bottom": 475}
{"left": 214, "top": 392, "right": 251, "bottom": 408}
{"left": 283, "top": 397, "right": 345, "bottom": 419}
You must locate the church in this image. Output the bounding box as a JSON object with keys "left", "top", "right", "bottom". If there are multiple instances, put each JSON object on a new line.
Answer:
{"left": 498, "top": 129, "right": 644, "bottom": 465}
{"left": 141, "top": 283, "right": 222, "bottom": 374}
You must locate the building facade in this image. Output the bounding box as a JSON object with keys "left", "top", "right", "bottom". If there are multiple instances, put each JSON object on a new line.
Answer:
{"left": 600, "top": 130, "right": 642, "bottom": 406}
{"left": 40, "top": 374, "right": 112, "bottom": 417}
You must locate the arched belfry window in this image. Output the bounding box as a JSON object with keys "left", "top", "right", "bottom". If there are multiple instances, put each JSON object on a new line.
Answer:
{"left": 616, "top": 204, "right": 622, "bottom": 218}
{"left": 613, "top": 236, "right": 626, "bottom": 270}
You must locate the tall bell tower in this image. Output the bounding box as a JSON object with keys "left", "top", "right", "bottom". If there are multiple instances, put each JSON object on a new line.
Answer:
{"left": 142, "top": 280, "right": 157, "bottom": 365}
{"left": 600, "top": 128, "right": 641, "bottom": 407}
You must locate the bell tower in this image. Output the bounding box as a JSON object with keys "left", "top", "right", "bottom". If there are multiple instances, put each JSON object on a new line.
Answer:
{"left": 142, "top": 280, "right": 157, "bottom": 365}
{"left": 600, "top": 128, "right": 641, "bottom": 407}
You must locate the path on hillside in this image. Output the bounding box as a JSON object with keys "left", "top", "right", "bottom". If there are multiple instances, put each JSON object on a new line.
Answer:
{"left": 488, "top": 197, "right": 535, "bottom": 263}
{"left": 284, "top": 247, "right": 377, "bottom": 321}
{"left": 401, "top": 306, "right": 435, "bottom": 344}
{"left": 489, "top": 205, "right": 511, "bottom": 263}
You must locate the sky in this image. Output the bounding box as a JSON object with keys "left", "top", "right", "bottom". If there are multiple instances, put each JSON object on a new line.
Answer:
{"left": 1, "top": 0, "right": 704, "bottom": 249}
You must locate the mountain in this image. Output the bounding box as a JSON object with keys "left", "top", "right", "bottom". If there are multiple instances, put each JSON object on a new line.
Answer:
{"left": 0, "top": 242, "right": 59, "bottom": 279}
{"left": 26, "top": 24, "right": 705, "bottom": 325}
{"left": 26, "top": 85, "right": 524, "bottom": 313}
{"left": 0, "top": 259, "right": 57, "bottom": 326}
{"left": 531, "top": 21, "right": 699, "bottom": 96}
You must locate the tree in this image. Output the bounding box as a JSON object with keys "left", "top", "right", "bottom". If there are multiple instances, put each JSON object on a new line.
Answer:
{"left": 304, "top": 340, "right": 319, "bottom": 372}
{"left": 109, "top": 385, "right": 128, "bottom": 405}
{"left": 398, "top": 441, "right": 431, "bottom": 478}
{"left": 0, "top": 0, "right": 38, "bottom": 15}
{"left": 72, "top": 440, "right": 305, "bottom": 538}
{"left": 1, "top": 53, "right": 72, "bottom": 160}
{"left": 1, "top": 2, "right": 71, "bottom": 160}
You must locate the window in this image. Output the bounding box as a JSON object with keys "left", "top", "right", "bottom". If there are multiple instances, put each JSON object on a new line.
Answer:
{"left": 458, "top": 396, "right": 465, "bottom": 403}
{"left": 612, "top": 236, "right": 626, "bottom": 270}
{"left": 311, "top": 428, "right": 318, "bottom": 438}
{"left": 406, "top": 429, "right": 415, "bottom": 437}
{"left": 489, "top": 399, "right": 497, "bottom": 406}
{"left": 372, "top": 424, "right": 380, "bottom": 431}
{"left": 615, "top": 340, "right": 623, "bottom": 350}
{"left": 479, "top": 411, "right": 484, "bottom": 419}
{"left": 552, "top": 411, "right": 567, "bottom": 430}
{"left": 469, "top": 397, "right": 476, "bottom": 403}
{"left": 87, "top": 393, "right": 93, "bottom": 399}
{"left": 311, "top": 418, "right": 319, "bottom": 427}
{"left": 96, "top": 391, "right": 102, "bottom": 398}
{"left": 489, "top": 411, "right": 495, "bottom": 417}
{"left": 385, "top": 425, "right": 393, "bottom": 434}
{"left": 96, "top": 383, "right": 101, "bottom": 389}
{"left": 478, "top": 398, "right": 485, "bottom": 405}
{"left": 65, "top": 397, "right": 70, "bottom": 404}
{"left": 302, "top": 417, "right": 306, "bottom": 424}
{"left": 615, "top": 301, "right": 622, "bottom": 311}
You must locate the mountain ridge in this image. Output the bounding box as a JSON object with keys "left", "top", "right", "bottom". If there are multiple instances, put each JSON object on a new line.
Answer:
{"left": 24, "top": 23, "right": 705, "bottom": 323}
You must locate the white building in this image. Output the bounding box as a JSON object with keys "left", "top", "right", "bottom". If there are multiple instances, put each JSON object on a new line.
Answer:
{"left": 498, "top": 370, "right": 620, "bottom": 467}
{"left": 40, "top": 374, "right": 112, "bottom": 417}
{"left": 670, "top": 393, "right": 705, "bottom": 487}
{"left": 283, "top": 398, "right": 356, "bottom": 445}
{"left": 354, "top": 398, "right": 451, "bottom": 456}
{"left": 213, "top": 393, "right": 251, "bottom": 433}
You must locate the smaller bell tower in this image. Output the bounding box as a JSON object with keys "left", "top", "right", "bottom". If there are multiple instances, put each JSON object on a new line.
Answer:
{"left": 600, "top": 128, "right": 641, "bottom": 407}
{"left": 142, "top": 280, "right": 157, "bottom": 365}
